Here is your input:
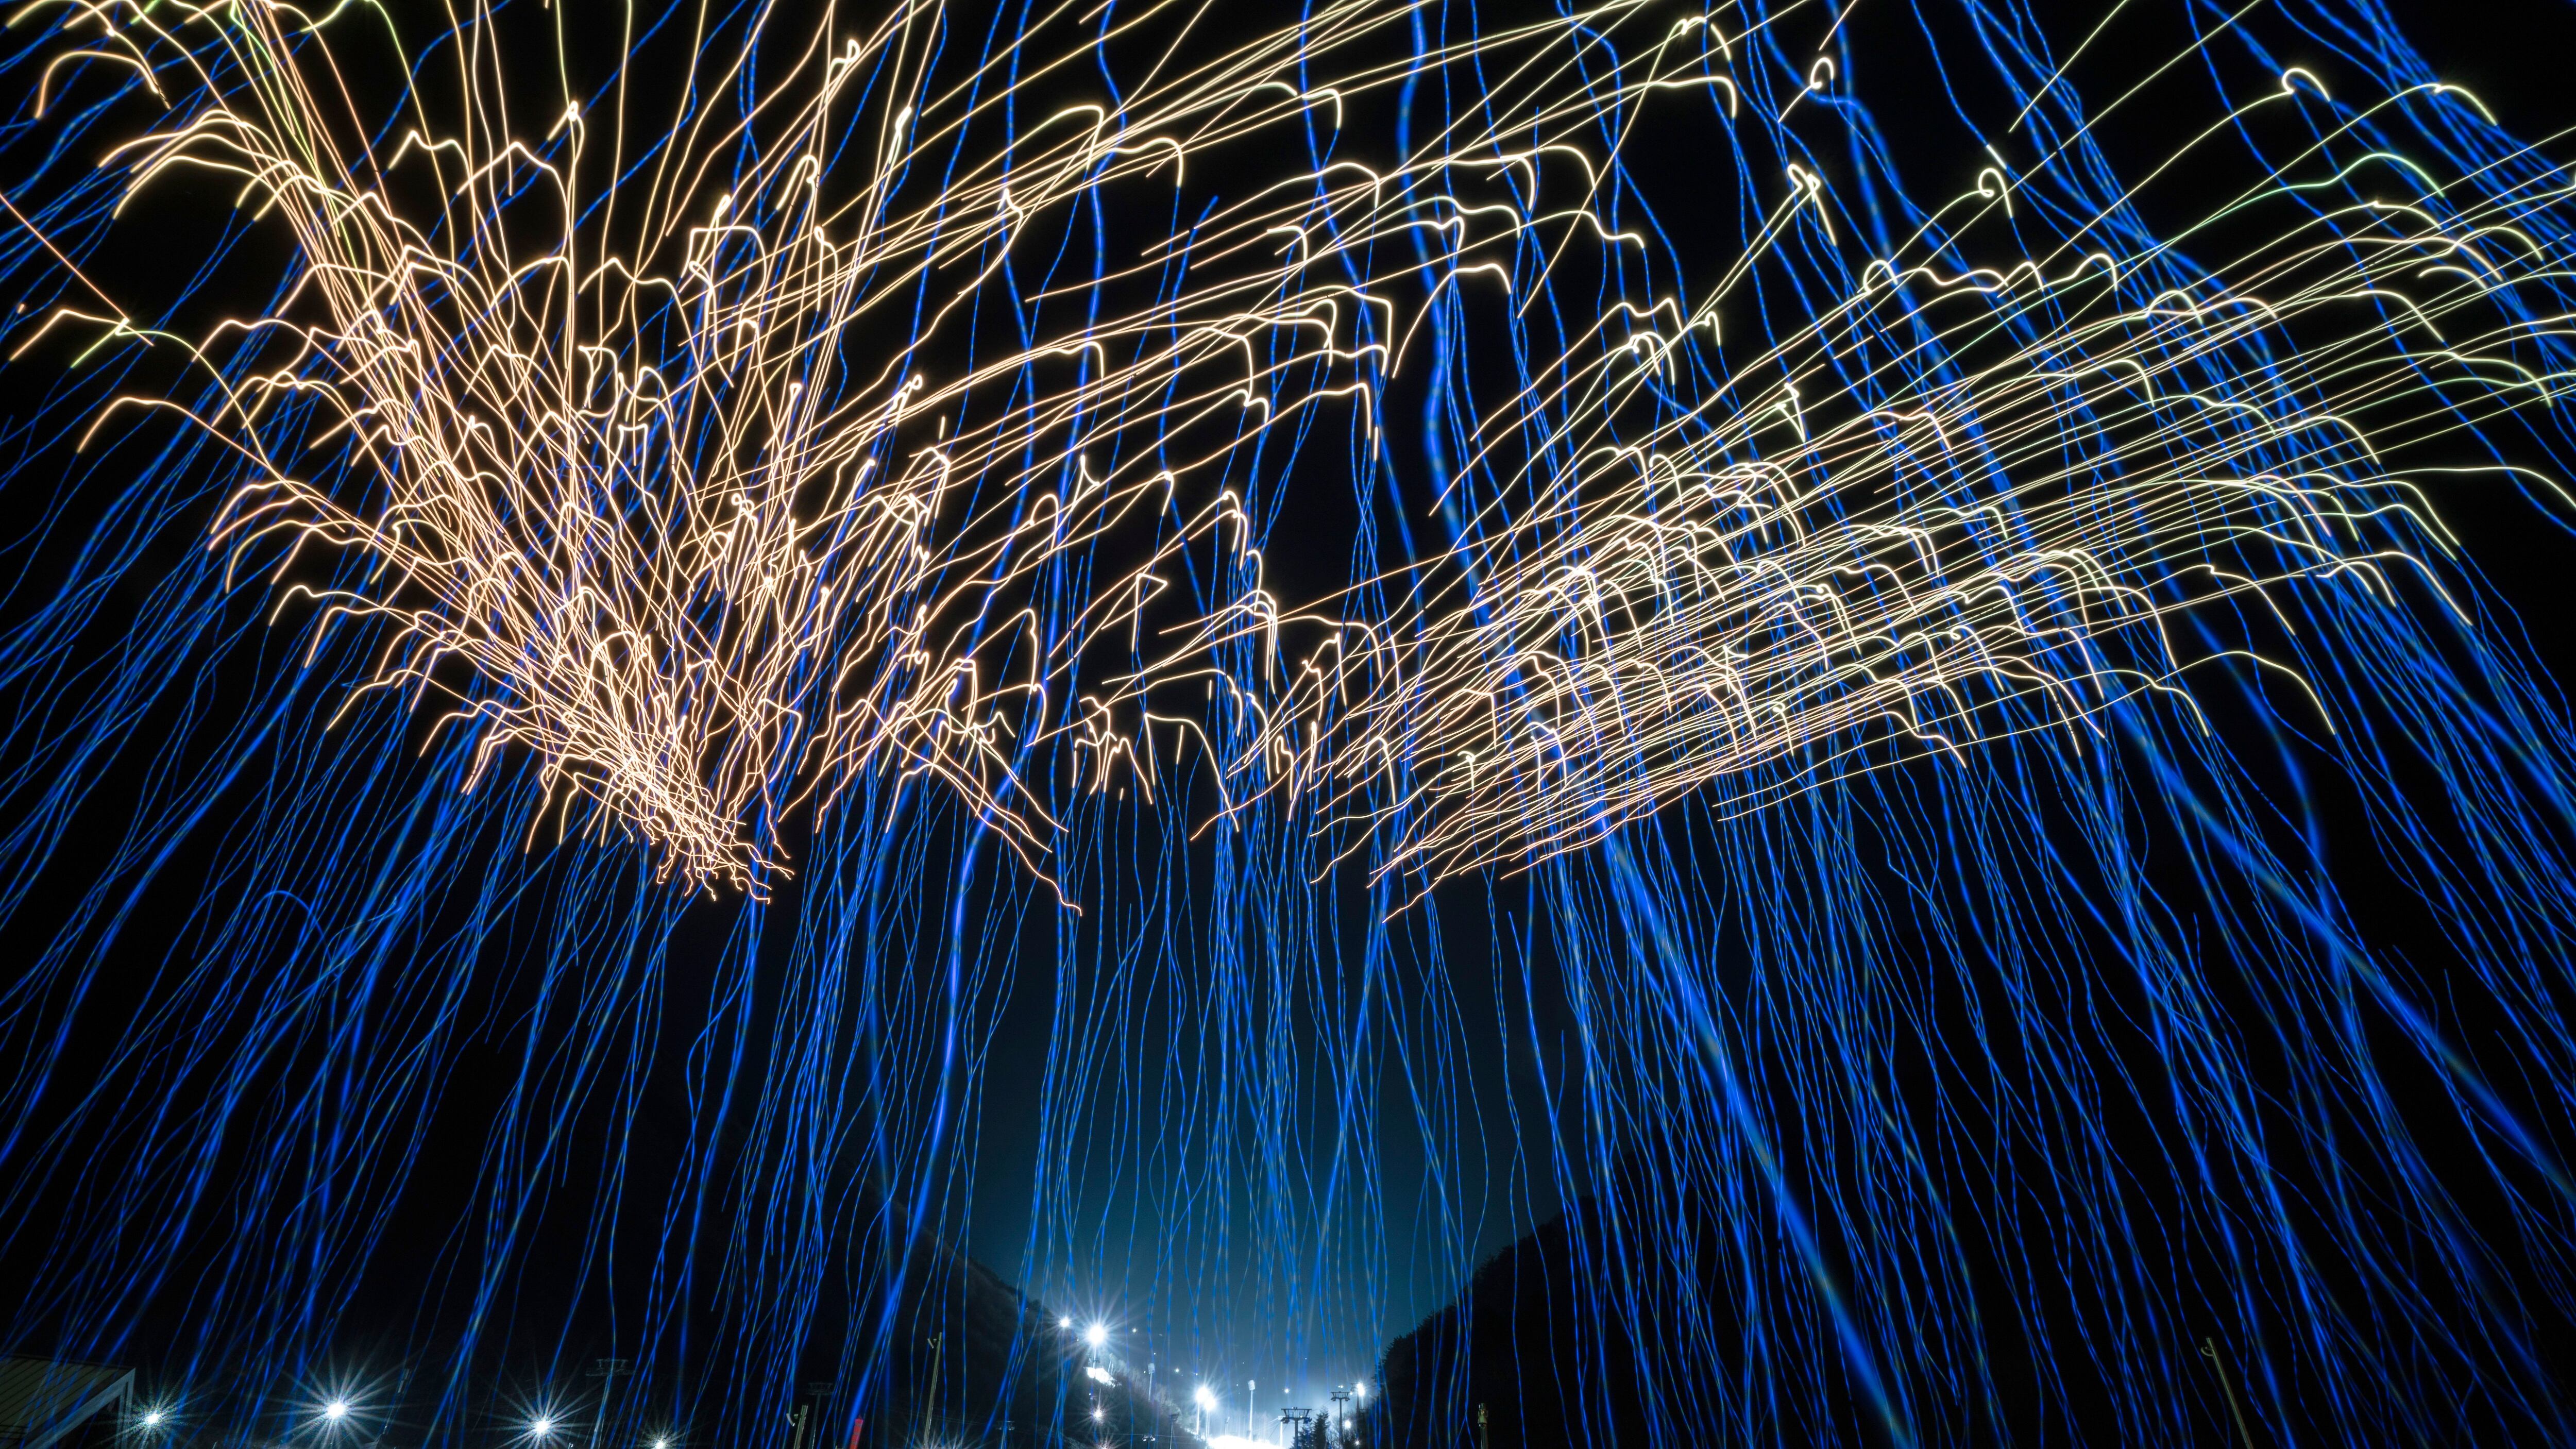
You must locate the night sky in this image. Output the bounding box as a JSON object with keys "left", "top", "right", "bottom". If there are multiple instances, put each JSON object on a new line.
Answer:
{"left": 4, "top": 0, "right": 2575, "bottom": 1443}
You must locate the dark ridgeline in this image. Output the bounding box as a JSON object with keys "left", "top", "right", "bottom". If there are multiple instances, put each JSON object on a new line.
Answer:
{"left": 1363, "top": 1199, "right": 1652, "bottom": 1449}
{"left": 0, "top": 1239, "right": 1196, "bottom": 1449}
{"left": 1359, "top": 1183, "right": 1898, "bottom": 1449}
{"left": 863, "top": 1240, "right": 1195, "bottom": 1449}
{"left": 0, "top": 1358, "right": 133, "bottom": 1449}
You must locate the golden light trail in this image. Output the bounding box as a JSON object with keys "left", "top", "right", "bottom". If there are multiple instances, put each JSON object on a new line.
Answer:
{"left": 32, "top": 0, "right": 1680, "bottom": 894}
{"left": 1139, "top": 68, "right": 2576, "bottom": 901}
{"left": 23, "top": 0, "right": 2573, "bottom": 908}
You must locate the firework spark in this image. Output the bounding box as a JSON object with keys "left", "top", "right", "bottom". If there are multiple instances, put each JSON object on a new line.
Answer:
{"left": 30, "top": 0, "right": 1605, "bottom": 893}
{"left": 2, "top": 3, "right": 2574, "bottom": 1447}
{"left": 1150, "top": 68, "right": 2576, "bottom": 900}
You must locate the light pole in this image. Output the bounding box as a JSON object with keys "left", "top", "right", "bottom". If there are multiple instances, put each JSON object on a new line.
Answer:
{"left": 805, "top": 1383, "right": 836, "bottom": 1449}
{"left": 920, "top": 1334, "right": 945, "bottom": 1443}
{"left": 586, "top": 1358, "right": 631, "bottom": 1449}
{"left": 1080, "top": 1324, "right": 1107, "bottom": 1449}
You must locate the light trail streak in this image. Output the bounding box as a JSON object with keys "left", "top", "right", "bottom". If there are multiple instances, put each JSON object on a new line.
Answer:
{"left": 1150, "top": 72, "right": 2576, "bottom": 901}
{"left": 0, "top": 2, "right": 2573, "bottom": 1447}
{"left": 23, "top": 0, "right": 1649, "bottom": 896}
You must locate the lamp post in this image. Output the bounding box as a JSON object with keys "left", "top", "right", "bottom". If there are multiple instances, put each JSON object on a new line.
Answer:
{"left": 921, "top": 1334, "right": 944, "bottom": 1444}
{"left": 586, "top": 1359, "right": 631, "bottom": 1449}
